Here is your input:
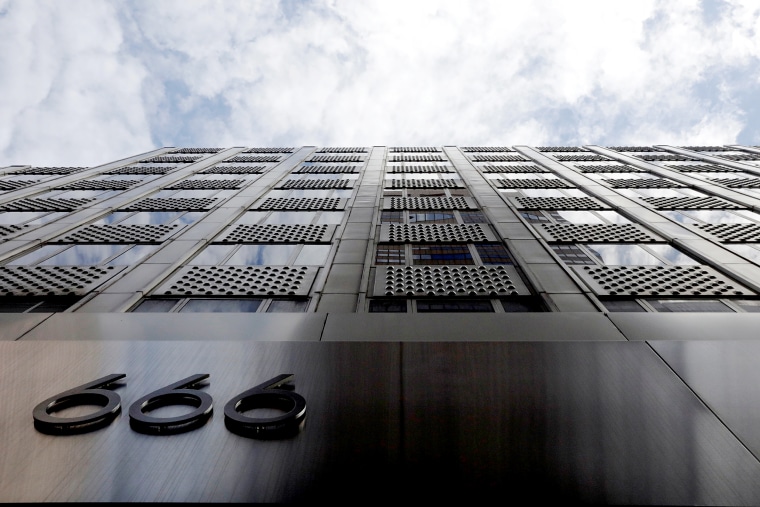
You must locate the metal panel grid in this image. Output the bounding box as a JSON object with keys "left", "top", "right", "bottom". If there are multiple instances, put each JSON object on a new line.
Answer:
{"left": 512, "top": 196, "right": 610, "bottom": 210}
{"left": 379, "top": 224, "right": 496, "bottom": 243}
{"left": 694, "top": 223, "right": 760, "bottom": 242}
{"left": 201, "top": 165, "right": 265, "bottom": 174}
{"left": 214, "top": 224, "right": 336, "bottom": 244}
{"left": 479, "top": 165, "right": 548, "bottom": 173}
{"left": 294, "top": 165, "right": 358, "bottom": 174}
{"left": 382, "top": 197, "right": 478, "bottom": 210}
{"left": 373, "top": 265, "right": 530, "bottom": 297}
{"left": 387, "top": 165, "right": 454, "bottom": 173}
{"left": 0, "top": 180, "right": 39, "bottom": 191}
{"left": 535, "top": 223, "right": 663, "bottom": 243}
{"left": 493, "top": 178, "right": 573, "bottom": 189}
{"left": 53, "top": 224, "right": 182, "bottom": 244}
{"left": 120, "top": 198, "right": 218, "bottom": 211}
{"left": 165, "top": 180, "right": 245, "bottom": 190}
{"left": 0, "top": 265, "right": 125, "bottom": 296}
{"left": 254, "top": 197, "right": 347, "bottom": 211}
{"left": 641, "top": 196, "right": 742, "bottom": 209}
{"left": 708, "top": 178, "right": 760, "bottom": 188}
{"left": 386, "top": 179, "right": 462, "bottom": 189}
{"left": 574, "top": 165, "right": 644, "bottom": 173}
{"left": 0, "top": 197, "right": 94, "bottom": 211}
{"left": 277, "top": 179, "right": 353, "bottom": 190}
{"left": 56, "top": 180, "right": 140, "bottom": 190}
{"left": 154, "top": 265, "right": 318, "bottom": 296}
{"left": 106, "top": 166, "right": 176, "bottom": 175}
{"left": 603, "top": 178, "right": 685, "bottom": 189}
{"left": 573, "top": 265, "right": 754, "bottom": 296}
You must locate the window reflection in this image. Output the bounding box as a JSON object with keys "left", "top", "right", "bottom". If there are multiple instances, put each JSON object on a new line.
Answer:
{"left": 225, "top": 245, "right": 298, "bottom": 265}
{"left": 8, "top": 244, "right": 159, "bottom": 266}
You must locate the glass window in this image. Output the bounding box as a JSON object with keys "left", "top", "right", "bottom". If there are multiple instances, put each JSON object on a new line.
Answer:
{"left": 416, "top": 300, "right": 493, "bottom": 312}
{"left": 376, "top": 245, "right": 405, "bottom": 265}
{"left": 132, "top": 299, "right": 181, "bottom": 313}
{"left": 475, "top": 244, "right": 513, "bottom": 264}
{"left": 648, "top": 299, "right": 734, "bottom": 312}
{"left": 225, "top": 244, "right": 298, "bottom": 265}
{"left": 179, "top": 299, "right": 263, "bottom": 313}
{"left": 602, "top": 300, "right": 647, "bottom": 312}
{"left": 266, "top": 299, "right": 309, "bottom": 312}
{"left": 369, "top": 300, "right": 408, "bottom": 313}
{"left": 412, "top": 244, "right": 473, "bottom": 265}
{"left": 0, "top": 296, "right": 81, "bottom": 313}
{"left": 459, "top": 211, "right": 486, "bottom": 223}
{"left": 381, "top": 211, "right": 403, "bottom": 223}
{"left": 409, "top": 212, "right": 456, "bottom": 224}
{"left": 500, "top": 299, "right": 545, "bottom": 312}
{"left": 293, "top": 245, "right": 330, "bottom": 265}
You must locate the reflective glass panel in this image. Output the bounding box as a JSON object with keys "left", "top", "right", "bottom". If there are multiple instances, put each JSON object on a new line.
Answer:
{"left": 40, "top": 244, "right": 129, "bottom": 265}
{"left": 646, "top": 244, "right": 700, "bottom": 265}
{"left": 190, "top": 245, "right": 235, "bottom": 265}
{"left": 179, "top": 299, "right": 263, "bottom": 313}
{"left": 266, "top": 299, "right": 309, "bottom": 312}
{"left": 584, "top": 244, "right": 665, "bottom": 265}
{"left": 106, "top": 245, "right": 159, "bottom": 265}
{"left": 294, "top": 245, "right": 330, "bottom": 265}
{"left": 7, "top": 245, "right": 64, "bottom": 265}
{"left": 225, "top": 244, "right": 297, "bottom": 265}
{"left": 648, "top": 299, "right": 733, "bottom": 312}
{"left": 133, "top": 299, "right": 180, "bottom": 313}
{"left": 316, "top": 212, "right": 344, "bottom": 224}
{"left": 265, "top": 212, "right": 317, "bottom": 224}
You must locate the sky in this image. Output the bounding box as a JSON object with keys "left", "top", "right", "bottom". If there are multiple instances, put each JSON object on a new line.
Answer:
{"left": 0, "top": 0, "right": 759, "bottom": 167}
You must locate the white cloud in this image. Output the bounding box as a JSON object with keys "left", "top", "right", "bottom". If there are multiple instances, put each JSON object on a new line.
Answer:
{"left": 0, "top": 0, "right": 758, "bottom": 166}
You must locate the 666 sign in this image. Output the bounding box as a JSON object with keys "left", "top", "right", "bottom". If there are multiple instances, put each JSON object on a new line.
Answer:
{"left": 33, "top": 373, "right": 306, "bottom": 439}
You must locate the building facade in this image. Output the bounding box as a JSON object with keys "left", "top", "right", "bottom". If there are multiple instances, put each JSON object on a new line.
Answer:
{"left": 3, "top": 145, "right": 760, "bottom": 503}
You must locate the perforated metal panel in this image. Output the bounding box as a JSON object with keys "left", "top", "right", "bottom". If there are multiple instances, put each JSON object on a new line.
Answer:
{"left": 720, "top": 154, "right": 760, "bottom": 161}
{"left": 106, "top": 166, "right": 176, "bottom": 175}
{"left": 665, "top": 164, "right": 734, "bottom": 172}
{"left": 493, "top": 178, "right": 572, "bottom": 189}
{"left": 307, "top": 155, "right": 364, "bottom": 163}
{"left": 573, "top": 265, "right": 753, "bottom": 296}
{"left": 0, "top": 197, "right": 93, "bottom": 211}
{"left": 708, "top": 178, "right": 760, "bottom": 188}
{"left": 242, "top": 147, "right": 294, "bottom": 153}
{"left": 295, "top": 165, "right": 358, "bottom": 174}
{"left": 9, "top": 167, "right": 86, "bottom": 175}
{"left": 215, "top": 224, "right": 336, "bottom": 243}
{"left": 121, "top": 198, "right": 218, "bottom": 211}
{"left": 603, "top": 178, "right": 684, "bottom": 188}
{"left": 316, "top": 147, "right": 368, "bottom": 153}
{"left": 554, "top": 155, "right": 609, "bottom": 162}
{"left": 0, "top": 224, "right": 25, "bottom": 236}
{"left": 382, "top": 197, "right": 478, "bottom": 210}
{"left": 255, "top": 197, "right": 346, "bottom": 211}
{"left": 462, "top": 146, "right": 514, "bottom": 152}
{"left": 379, "top": 224, "right": 497, "bottom": 243}
{"left": 535, "top": 223, "right": 662, "bottom": 243}
{"left": 54, "top": 224, "right": 182, "bottom": 244}
{"left": 141, "top": 156, "right": 202, "bottom": 163}
{"left": 512, "top": 196, "right": 610, "bottom": 210}
{"left": 373, "top": 265, "right": 530, "bottom": 297}
{"left": 390, "top": 147, "right": 441, "bottom": 152}
{"left": 166, "top": 179, "right": 245, "bottom": 190}
{"left": 470, "top": 155, "right": 528, "bottom": 162}
{"left": 575, "top": 165, "right": 643, "bottom": 173}
{"left": 388, "top": 165, "right": 453, "bottom": 173}
{"left": 277, "top": 179, "right": 353, "bottom": 190}
{"left": 641, "top": 196, "right": 742, "bottom": 209}
{"left": 537, "top": 146, "right": 585, "bottom": 152}
{"left": 387, "top": 179, "right": 462, "bottom": 189}
{"left": 154, "top": 266, "right": 318, "bottom": 296}
{"left": 0, "top": 266, "right": 125, "bottom": 296}
{"left": 169, "top": 148, "right": 223, "bottom": 153}
{"left": 225, "top": 156, "right": 281, "bottom": 163}
{"left": 201, "top": 165, "right": 265, "bottom": 174}
{"left": 0, "top": 180, "right": 38, "bottom": 191}
{"left": 57, "top": 180, "right": 140, "bottom": 190}
{"left": 480, "top": 165, "right": 547, "bottom": 173}
{"left": 694, "top": 223, "right": 760, "bottom": 242}
{"left": 637, "top": 154, "right": 697, "bottom": 162}
{"left": 389, "top": 155, "right": 447, "bottom": 162}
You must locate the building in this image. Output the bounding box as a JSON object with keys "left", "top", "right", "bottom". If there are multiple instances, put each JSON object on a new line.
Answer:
{"left": 3, "top": 144, "right": 760, "bottom": 503}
